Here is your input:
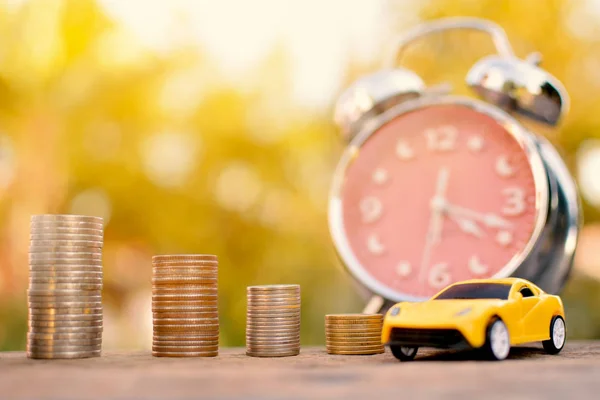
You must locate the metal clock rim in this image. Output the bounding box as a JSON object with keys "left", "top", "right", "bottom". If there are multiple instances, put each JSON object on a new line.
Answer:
{"left": 328, "top": 95, "right": 550, "bottom": 303}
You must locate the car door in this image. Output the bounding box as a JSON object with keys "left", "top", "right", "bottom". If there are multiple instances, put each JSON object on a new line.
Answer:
{"left": 517, "top": 284, "right": 542, "bottom": 339}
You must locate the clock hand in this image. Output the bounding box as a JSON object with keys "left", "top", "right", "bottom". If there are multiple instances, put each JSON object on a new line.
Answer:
{"left": 448, "top": 213, "right": 484, "bottom": 238}
{"left": 442, "top": 202, "right": 512, "bottom": 228}
{"left": 418, "top": 167, "right": 450, "bottom": 284}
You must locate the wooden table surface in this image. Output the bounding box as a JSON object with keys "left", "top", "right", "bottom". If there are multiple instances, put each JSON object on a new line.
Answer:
{"left": 1, "top": 341, "right": 599, "bottom": 399}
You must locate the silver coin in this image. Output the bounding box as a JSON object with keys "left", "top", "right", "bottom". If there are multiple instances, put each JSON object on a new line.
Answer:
{"left": 152, "top": 262, "right": 218, "bottom": 268}
{"left": 29, "top": 272, "right": 103, "bottom": 279}
{"left": 29, "top": 259, "right": 103, "bottom": 266}
{"left": 152, "top": 293, "right": 217, "bottom": 300}
{"left": 246, "top": 295, "right": 301, "bottom": 303}
{"left": 28, "top": 301, "right": 102, "bottom": 309}
{"left": 29, "top": 248, "right": 103, "bottom": 256}
{"left": 30, "top": 233, "right": 103, "bottom": 241}
{"left": 246, "top": 350, "right": 299, "bottom": 358}
{"left": 246, "top": 332, "right": 300, "bottom": 340}
{"left": 151, "top": 276, "right": 218, "bottom": 284}
{"left": 29, "top": 319, "right": 103, "bottom": 328}
{"left": 29, "top": 326, "right": 103, "bottom": 334}
{"left": 31, "top": 221, "right": 103, "bottom": 231}
{"left": 30, "top": 239, "right": 103, "bottom": 248}
{"left": 27, "top": 343, "right": 101, "bottom": 351}
{"left": 28, "top": 331, "right": 102, "bottom": 340}
{"left": 246, "top": 338, "right": 299, "bottom": 346}
{"left": 246, "top": 344, "right": 301, "bottom": 352}
{"left": 153, "top": 338, "right": 218, "bottom": 344}
{"left": 31, "top": 214, "right": 103, "bottom": 223}
{"left": 28, "top": 306, "right": 102, "bottom": 314}
{"left": 30, "top": 226, "right": 103, "bottom": 234}
{"left": 29, "top": 253, "right": 102, "bottom": 261}
{"left": 27, "top": 349, "right": 101, "bottom": 359}
{"left": 246, "top": 323, "right": 301, "bottom": 331}
{"left": 28, "top": 288, "right": 102, "bottom": 296}
{"left": 27, "top": 293, "right": 102, "bottom": 301}
{"left": 246, "top": 310, "right": 301, "bottom": 318}
{"left": 29, "top": 284, "right": 103, "bottom": 292}
{"left": 29, "top": 314, "right": 102, "bottom": 322}
{"left": 29, "top": 277, "right": 103, "bottom": 285}
{"left": 151, "top": 300, "right": 218, "bottom": 307}
{"left": 152, "top": 312, "right": 218, "bottom": 320}
{"left": 27, "top": 337, "right": 102, "bottom": 346}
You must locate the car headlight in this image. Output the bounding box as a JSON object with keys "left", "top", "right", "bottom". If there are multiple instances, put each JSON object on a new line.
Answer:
{"left": 455, "top": 307, "right": 472, "bottom": 317}
{"left": 389, "top": 306, "right": 401, "bottom": 316}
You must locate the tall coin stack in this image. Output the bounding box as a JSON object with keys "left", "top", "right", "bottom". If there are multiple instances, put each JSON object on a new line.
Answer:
{"left": 152, "top": 254, "right": 219, "bottom": 357}
{"left": 325, "top": 314, "right": 385, "bottom": 355}
{"left": 246, "top": 284, "right": 301, "bottom": 357}
{"left": 27, "top": 214, "right": 104, "bottom": 359}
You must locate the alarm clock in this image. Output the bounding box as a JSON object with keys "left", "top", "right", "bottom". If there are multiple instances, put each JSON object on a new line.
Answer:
{"left": 328, "top": 17, "right": 581, "bottom": 313}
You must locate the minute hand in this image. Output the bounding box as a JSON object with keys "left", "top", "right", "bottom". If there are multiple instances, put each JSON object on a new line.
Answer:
{"left": 443, "top": 203, "right": 512, "bottom": 228}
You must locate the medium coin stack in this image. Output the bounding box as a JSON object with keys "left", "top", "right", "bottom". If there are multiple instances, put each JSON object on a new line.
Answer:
{"left": 152, "top": 254, "right": 219, "bottom": 357}
{"left": 246, "top": 284, "right": 301, "bottom": 357}
{"left": 325, "top": 314, "right": 385, "bottom": 355}
{"left": 27, "top": 214, "right": 104, "bottom": 359}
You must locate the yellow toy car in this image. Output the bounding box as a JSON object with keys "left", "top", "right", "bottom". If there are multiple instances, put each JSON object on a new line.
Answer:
{"left": 381, "top": 278, "right": 566, "bottom": 361}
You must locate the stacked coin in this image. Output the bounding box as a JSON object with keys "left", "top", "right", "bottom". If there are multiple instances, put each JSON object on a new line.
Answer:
{"left": 152, "top": 254, "right": 219, "bottom": 357}
{"left": 246, "top": 284, "right": 301, "bottom": 357}
{"left": 325, "top": 314, "right": 385, "bottom": 355}
{"left": 27, "top": 214, "right": 104, "bottom": 359}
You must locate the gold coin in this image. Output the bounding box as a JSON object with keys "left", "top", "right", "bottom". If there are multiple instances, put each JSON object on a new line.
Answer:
{"left": 325, "top": 333, "right": 382, "bottom": 341}
{"left": 326, "top": 314, "right": 382, "bottom": 321}
{"left": 152, "top": 262, "right": 218, "bottom": 268}
{"left": 153, "top": 333, "right": 219, "bottom": 341}
{"left": 153, "top": 339, "right": 218, "bottom": 346}
{"left": 325, "top": 322, "right": 382, "bottom": 329}
{"left": 153, "top": 254, "right": 217, "bottom": 261}
{"left": 152, "top": 344, "right": 219, "bottom": 351}
{"left": 327, "top": 343, "right": 384, "bottom": 351}
{"left": 153, "top": 325, "right": 219, "bottom": 333}
{"left": 151, "top": 285, "right": 217, "bottom": 293}
{"left": 153, "top": 317, "right": 218, "bottom": 325}
{"left": 326, "top": 348, "right": 384, "bottom": 355}
{"left": 247, "top": 284, "right": 299, "bottom": 291}
{"left": 152, "top": 350, "right": 217, "bottom": 357}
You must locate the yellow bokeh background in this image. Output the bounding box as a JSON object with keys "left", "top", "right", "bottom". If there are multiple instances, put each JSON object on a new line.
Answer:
{"left": 1, "top": 0, "right": 600, "bottom": 351}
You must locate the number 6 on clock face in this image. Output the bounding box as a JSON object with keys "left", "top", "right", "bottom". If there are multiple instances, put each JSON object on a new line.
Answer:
{"left": 328, "top": 97, "right": 549, "bottom": 301}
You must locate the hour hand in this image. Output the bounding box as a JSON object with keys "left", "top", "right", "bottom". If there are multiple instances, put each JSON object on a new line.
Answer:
{"left": 449, "top": 214, "right": 484, "bottom": 238}
{"left": 442, "top": 203, "right": 512, "bottom": 228}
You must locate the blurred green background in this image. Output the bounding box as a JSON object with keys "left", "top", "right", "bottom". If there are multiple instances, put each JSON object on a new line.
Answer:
{"left": 1, "top": 0, "right": 600, "bottom": 351}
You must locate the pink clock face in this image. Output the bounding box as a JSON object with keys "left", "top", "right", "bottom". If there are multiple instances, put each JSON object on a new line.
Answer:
{"left": 338, "top": 103, "right": 542, "bottom": 299}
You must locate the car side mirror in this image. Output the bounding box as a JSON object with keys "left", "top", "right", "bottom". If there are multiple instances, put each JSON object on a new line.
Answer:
{"left": 514, "top": 292, "right": 523, "bottom": 301}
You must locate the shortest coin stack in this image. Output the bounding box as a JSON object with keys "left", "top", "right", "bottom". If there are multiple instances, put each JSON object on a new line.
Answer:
{"left": 325, "top": 314, "right": 385, "bottom": 355}
{"left": 246, "top": 285, "right": 301, "bottom": 357}
{"left": 152, "top": 254, "right": 219, "bottom": 357}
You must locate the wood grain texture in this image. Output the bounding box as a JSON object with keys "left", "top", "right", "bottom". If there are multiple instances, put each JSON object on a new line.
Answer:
{"left": 1, "top": 341, "right": 599, "bottom": 399}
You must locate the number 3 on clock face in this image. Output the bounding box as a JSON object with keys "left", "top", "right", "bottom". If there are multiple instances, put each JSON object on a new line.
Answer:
{"left": 329, "top": 99, "right": 548, "bottom": 301}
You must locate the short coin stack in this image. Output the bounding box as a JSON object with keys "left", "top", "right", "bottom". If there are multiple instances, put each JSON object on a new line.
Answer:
{"left": 246, "top": 284, "right": 301, "bottom": 357}
{"left": 27, "top": 214, "right": 104, "bottom": 359}
{"left": 325, "top": 314, "right": 385, "bottom": 355}
{"left": 152, "top": 254, "right": 219, "bottom": 357}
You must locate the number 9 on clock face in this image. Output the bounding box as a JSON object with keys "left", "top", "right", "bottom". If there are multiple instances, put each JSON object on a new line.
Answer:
{"left": 328, "top": 98, "right": 549, "bottom": 301}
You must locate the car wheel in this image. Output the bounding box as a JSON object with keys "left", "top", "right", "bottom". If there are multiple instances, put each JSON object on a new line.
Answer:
{"left": 390, "top": 345, "right": 418, "bottom": 361}
{"left": 483, "top": 318, "right": 510, "bottom": 361}
{"left": 542, "top": 315, "right": 566, "bottom": 354}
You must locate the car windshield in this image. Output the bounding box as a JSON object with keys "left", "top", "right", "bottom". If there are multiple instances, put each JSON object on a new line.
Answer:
{"left": 433, "top": 283, "right": 511, "bottom": 300}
